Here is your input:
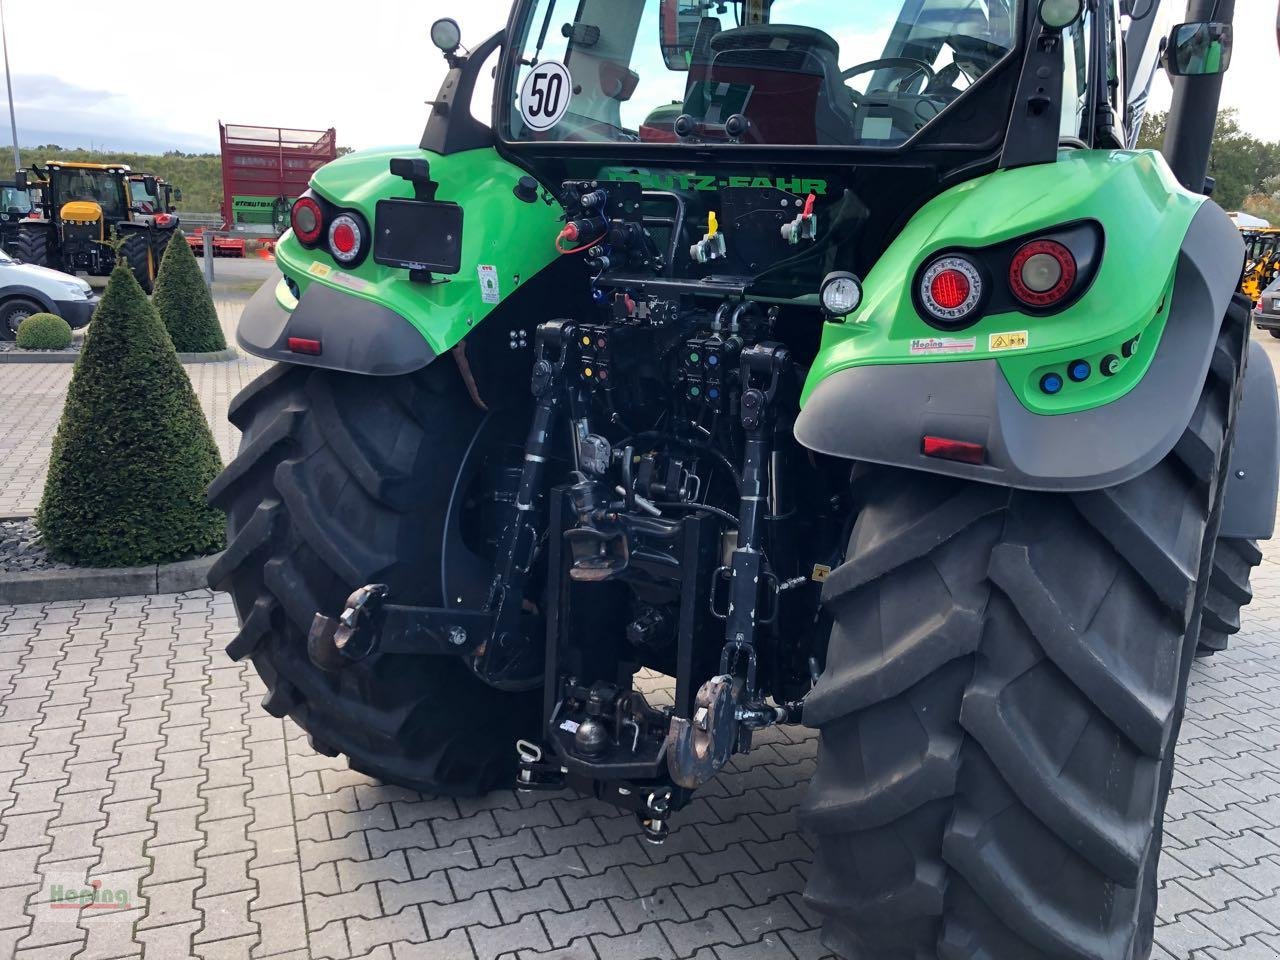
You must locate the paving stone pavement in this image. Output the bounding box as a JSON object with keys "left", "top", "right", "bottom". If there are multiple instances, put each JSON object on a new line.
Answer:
{"left": 3, "top": 297, "right": 1280, "bottom": 956}
{"left": 0, "top": 563, "right": 1278, "bottom": 960}
{"left": 0, "top": 296, "right": 272, "bottom": 518}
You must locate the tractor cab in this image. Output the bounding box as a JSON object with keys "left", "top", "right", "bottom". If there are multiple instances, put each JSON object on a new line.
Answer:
{"left": 37, "top": 161, "right": 131, "bottom": 247}
{"left": 474, "top": 0, "right": 1139, "bottom": 305}
{"left": 126, "top": 174, "right": 180, "bottom": 230}
{"left": 0, "top": 180, "right": 33, "bottom": 222}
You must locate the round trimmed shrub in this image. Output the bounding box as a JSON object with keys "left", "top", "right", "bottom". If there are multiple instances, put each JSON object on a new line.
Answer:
{"left": 36, "top": 262, "right": 225, "bottom": 567}
{"left": 152, "top": 228, "right": 228, "bottom": 353}
{"left": 16, "top": 312, "right": 73, "bottom": 349}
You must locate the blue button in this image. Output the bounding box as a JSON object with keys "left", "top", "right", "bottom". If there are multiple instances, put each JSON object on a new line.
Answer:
{"left": 707, "top": 355, "right": 718, "bottom": 366}
{"left": 1040, "top": 372, "right": 1064, "bottom": 395}
{"left": 1068, "top": 359, "right": 1091, "bottom": 382}
{"left": 708, "top": 387, "right": 720, "bottom": 399}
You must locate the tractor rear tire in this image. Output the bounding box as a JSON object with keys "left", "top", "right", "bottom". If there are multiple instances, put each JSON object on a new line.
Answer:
{"left": 1196, "top": 536, "right": 1263, "bottom": 657}
{"left": 119, "top": 232, "right": 155, "bottom": 293}
{"left": 207, "top": 360, "right": 542, "bottom": 795}
{"left": 802, "top": 301, "right": 1247, "bottom": 960}
{"left": 151, "top": 227, "right": 175, "bottom": 266}
{"left": 11, "top": 224, "right": 49, "bottom": 268}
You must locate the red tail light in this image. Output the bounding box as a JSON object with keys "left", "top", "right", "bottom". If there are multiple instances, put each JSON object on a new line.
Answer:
{"left": 919, "top": 255, "right": 984, "bottom": 325}
{"left": 291, "top": 197, "right": 323, "bottom": 245}
{"left": 1009, "top": 239, "right": 1076, "bottom": 307}
{"left": 327, "top": 213, "right": 364, "bottom": 264}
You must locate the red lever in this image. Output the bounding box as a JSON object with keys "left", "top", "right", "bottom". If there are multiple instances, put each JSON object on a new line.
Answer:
{"left": 803, "top": 192, "right": 817, "bottom": 218}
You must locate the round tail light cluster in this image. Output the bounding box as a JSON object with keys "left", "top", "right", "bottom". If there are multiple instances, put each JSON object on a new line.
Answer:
{"left": 291, "top": 197, "right": 323, "bottom": 246}
{"left": 328, "top": 214, "right": 363, "bottom": 264}
{"left": 1009, "top": 239, "right": 1076, "bottom": 307}
{"left": 919, "top": 255, "right": 984, "bottom": 326}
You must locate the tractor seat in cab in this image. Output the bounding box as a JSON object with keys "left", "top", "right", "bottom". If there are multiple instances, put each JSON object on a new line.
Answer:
{"left": 685, "top": 24, "right": 857, "bottom": 145}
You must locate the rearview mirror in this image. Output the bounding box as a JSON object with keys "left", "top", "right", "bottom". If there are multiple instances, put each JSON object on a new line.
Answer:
{"left": 14, "top": 171, "right": 25, "bottom": 191}
{"left": 659, "top": 0, "right": 713, "bottom": 71}
{"left": 142, "top": 175, "right": 158, "bottom": 195}
{"left": 173, "top": 187, "right": 183, "bottom": 202}
{"left": 1165, "top": 21, "right": 1233, "bottom": 76}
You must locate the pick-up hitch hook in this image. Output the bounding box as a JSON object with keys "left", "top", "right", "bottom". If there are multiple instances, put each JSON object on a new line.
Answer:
{"left": 307, "top": 584, "right": 389, "bottom": 672}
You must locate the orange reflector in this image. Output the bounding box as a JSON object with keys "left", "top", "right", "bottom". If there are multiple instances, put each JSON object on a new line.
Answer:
{"left": 287, "top": 337, "right": 322, "bottom": 356}
{"left": 922, "top": 435, "right": 985, "bottom": 465}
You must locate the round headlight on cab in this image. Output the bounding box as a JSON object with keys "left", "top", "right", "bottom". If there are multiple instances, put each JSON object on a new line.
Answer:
{"left": 1038, "top": 0, "right": 1083, "bottom": 30}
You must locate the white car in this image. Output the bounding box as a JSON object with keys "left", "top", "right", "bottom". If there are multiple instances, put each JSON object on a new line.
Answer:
{"left": 0, "top": 248, "right": 98, "bottom": 340}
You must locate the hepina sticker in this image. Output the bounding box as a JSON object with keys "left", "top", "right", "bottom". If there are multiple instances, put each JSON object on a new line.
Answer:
{"left": 910, "top": 336, "right": 976, "bottom": 356}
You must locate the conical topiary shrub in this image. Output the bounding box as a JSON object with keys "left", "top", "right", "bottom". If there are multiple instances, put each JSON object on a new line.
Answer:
{"left": 36, "top": 262, "right": 225, "bottom": 567}
{"left": 152, "top": 228, "right": 227, "bottom": 353}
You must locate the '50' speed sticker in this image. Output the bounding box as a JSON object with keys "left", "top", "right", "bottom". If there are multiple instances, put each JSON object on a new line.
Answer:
{"left": 519, "top": 61, "right": 571, "bottom": 132}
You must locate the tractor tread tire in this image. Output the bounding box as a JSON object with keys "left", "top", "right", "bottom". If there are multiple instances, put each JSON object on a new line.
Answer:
{"left": 803, "top": 298, "right": 1249, "bottom": 960}
{"left": 119, "top": 232, "right": 154, "bottom": 293}
{"left": 209, "top": 361, "right": 539, "bottom": 796}
{"left": 1196, "top": 536, "right": 1264, "bottom": 656}
{"left": 11, "top": 224, "right": 49, "bottom": 268}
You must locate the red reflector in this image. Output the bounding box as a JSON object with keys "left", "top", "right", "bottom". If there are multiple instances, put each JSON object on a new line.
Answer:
{"left": 287, "top": 337, "right": 322, "bottom": 356}
{"left": 930, "top": 269, "right": 971, "bottom": 310}
{"left": 922, "top": 435, "right": 985, "bottom": 465}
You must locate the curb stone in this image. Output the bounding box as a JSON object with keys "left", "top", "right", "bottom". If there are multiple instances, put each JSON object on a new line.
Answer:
{"left": 0, "top": 348, "right": 239, "bottom": 364}
{"left": 0, "top": 552, "right": 222, "bottom": 604}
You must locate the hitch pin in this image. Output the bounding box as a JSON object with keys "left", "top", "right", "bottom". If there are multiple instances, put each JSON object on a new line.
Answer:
{"left": 516, "top": 740, "right": 543, "bottom": 784}
{"left": 616, "top": 486, "right": 662, "bottom": 517}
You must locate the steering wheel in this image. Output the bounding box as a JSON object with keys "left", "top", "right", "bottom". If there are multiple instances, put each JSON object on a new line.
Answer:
{"left": 841, "top": 57, "right": 937, "bottom": 98}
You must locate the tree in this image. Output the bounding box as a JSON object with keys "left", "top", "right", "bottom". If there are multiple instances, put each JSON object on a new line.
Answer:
{"left": 152, "top": 229, "right": 227, "bottom": 352}
{"left": 36, "top": 262, "right": 225, "bottom": 567}
{"left": 1137, "top": 110, "right": 1280, "bottom": 209}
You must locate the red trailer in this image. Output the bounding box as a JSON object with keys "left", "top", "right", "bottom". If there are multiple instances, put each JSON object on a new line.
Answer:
{"left": 218, "top": 122, "right": 337, "bottom": 234}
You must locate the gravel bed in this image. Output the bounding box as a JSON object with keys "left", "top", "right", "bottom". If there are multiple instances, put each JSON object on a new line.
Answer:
{"left": 0, "top": 340, "right": 82, "bottom": 354}
{"left": 0, "top": 518, "right": 74, "bottom": 573}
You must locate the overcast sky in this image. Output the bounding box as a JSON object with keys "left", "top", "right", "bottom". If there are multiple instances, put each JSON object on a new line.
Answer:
{"left": 4, "top": 0, "right": 1276, "bottom": 153}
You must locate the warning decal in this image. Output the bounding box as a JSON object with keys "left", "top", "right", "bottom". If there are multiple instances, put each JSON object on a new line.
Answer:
{"left": 989, "top": 331, "right": 1029, "bottom": 352}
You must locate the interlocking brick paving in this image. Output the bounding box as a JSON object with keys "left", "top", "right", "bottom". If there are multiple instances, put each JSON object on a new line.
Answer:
{"left": 1, "top": 303, "right": 1279, "bottom": 957}
{"left": 0, "top": 572, "right": 1277, "bottom": 959}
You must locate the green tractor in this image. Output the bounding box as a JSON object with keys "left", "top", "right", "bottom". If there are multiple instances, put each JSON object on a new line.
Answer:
{"left": 9, "top": 161, "right": 175, "bottom": 293}
{"left": 210, "top": 1, "right": 1276, "bottom": 956}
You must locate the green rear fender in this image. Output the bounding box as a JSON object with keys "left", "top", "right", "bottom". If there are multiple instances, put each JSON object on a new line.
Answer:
{"left": 795, "top": 150, "right": 1246, "bottom": 491}
{"left": 801, "top": 150, "right": 1204, "bottom": 412}
{"left": 257, "top": 146, "right": 561, "bottom": 365}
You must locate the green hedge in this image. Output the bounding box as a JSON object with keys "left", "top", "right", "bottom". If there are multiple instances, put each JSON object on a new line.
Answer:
{"left": 16, "top": 312, "right": 73, "bottom": 349}
{"left": 152, "top": 229, "right": 227, "bottom": 353}
{"left": 36, "top": 262, "right": 225, "bottom": 567}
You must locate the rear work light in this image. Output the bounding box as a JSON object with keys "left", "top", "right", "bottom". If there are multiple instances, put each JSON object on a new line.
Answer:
{"left": 328, "top": 213, "right": 363, "bottom": 264}
{"left": 291, "top": 197, "right": 323, "bottom": 246}
{"left": 919, "top": 255, "right": 984, "bottom": 326}
{"left": 1009, "top": 239, "right": 1077, "bottom": 307}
